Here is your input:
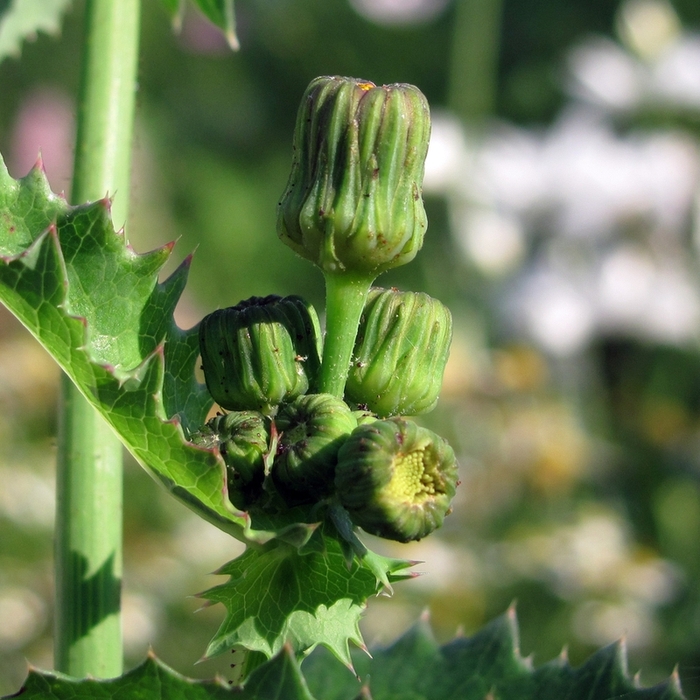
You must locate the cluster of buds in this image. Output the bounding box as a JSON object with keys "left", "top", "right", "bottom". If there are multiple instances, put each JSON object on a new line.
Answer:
{"left": 193, "top": 76, "right": 459, "bottom": 544}
{"left": 196, "top": 284, "right": 457, "bottom": 542}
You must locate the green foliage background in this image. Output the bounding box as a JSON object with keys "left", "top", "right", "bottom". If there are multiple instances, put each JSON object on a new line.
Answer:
{"left": 1, "top": 0, "right": 700, "bottom": 696}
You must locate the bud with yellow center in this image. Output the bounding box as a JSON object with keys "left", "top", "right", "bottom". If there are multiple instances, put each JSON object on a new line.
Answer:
{"left": 335, "top": 418, "right": 458, "bottom": 542}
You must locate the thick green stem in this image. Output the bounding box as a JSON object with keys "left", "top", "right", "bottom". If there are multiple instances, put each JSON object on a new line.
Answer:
{"left": 55, "top": 384, "right": 123, "bottom": 677}
{"left": 318, "top": 272, "right": 374, "bottom": 398}
{"left": 55, "top": 0, "right": 140, "bottom": 678}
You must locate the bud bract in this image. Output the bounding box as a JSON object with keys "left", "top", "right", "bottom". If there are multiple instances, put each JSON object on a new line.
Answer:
{"left": 277, "top": 76, "right": 431, "bottom": 277}
{"left": 345, "top": 288, "right": 452, "bottom": 417}
{"left": 272, "top": 393, "right": 357, "bottom": 502}
{"left": 199, "top": 295, "right": 322, "bottom": 414}
{"left": 191, "top": 411, "right": 269, "bottom": 510}
{"left": 335, "top": 418, "right": 458, "bottom": 542}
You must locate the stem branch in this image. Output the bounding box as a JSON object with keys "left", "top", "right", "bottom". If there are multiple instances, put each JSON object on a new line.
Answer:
{"left": 318, "top": 273, "right": 374, "bottom": 398}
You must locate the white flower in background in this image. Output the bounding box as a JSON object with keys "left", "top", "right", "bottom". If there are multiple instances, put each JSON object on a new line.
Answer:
{"left": 569, "top": 0, "right": 700, "bottom": 111}
{"left": 349, "top": 0, "right": 450, "bottom": 25}
{"left": 573, "top": 599, "right": 656, "bottom": 649}
{"left": 427, "top": 1, "right": 700, "bottom": 353}
{"left": 567, "top": 38, "right": 644, "bottom": 111}
{"left": 650, "top": 36, "right": 700, "bottom": 109}
{"left": 597, "top": 247, "right": 700, "bottom": 342}
{"left": 496, "top": 507, "right": 680, "bottom": 649}
{"left": 424, "top": 111, "right": 469, "bottom": 194}
{"left": 472, "top": 124, "right": 546, "bottom": 213}
{"left": 617, "top": 0, "right": 682, "bottom": 61}
{"left": 452, "top": 205, "right": 525, "bottom": 276}
{"left": 514, "top": 269, "right": 596, "bottom": 356}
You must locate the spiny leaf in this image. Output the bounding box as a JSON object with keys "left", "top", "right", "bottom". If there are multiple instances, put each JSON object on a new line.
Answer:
{"left": 0, "top": 155, "right": 270, "bottom": 542}
{"left": 200, "top": 525, "right": 412, "bottom": 674}
{"left": 304, "top": 607, "right": 687, "bottom": 700}
{"left": 4, "top": 654, "right": 231, "bottom": 699}
{"left": 0, "top": 0, "right": 71, "bottom": 62}
{"left": 4, "top": 650, "right": 319, "bottom": 699}
{"left": 6, "top": 612, "right": 686, "bottom": 700}
{"left": 2, "top": 650, "right": 314, "bottom": 699}
{"left": 239, "top": 646, "right": 317, "bottom": 700}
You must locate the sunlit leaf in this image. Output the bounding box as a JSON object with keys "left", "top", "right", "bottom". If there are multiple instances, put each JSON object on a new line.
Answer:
{"left": 0, "top": 0, "right": 71, "bottom": 62}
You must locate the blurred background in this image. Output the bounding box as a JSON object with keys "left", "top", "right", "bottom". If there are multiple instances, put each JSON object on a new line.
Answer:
{"left": 2, "top": 0, "right": 700, "bottom": 695}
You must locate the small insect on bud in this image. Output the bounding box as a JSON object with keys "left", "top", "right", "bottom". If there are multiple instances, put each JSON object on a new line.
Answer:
{"left": 194, "top": 411, "right": 269, "bottom": 510}
{"left": 272, "top": 393, "right": 357, "bottom": 503}
{"left": 277, "top": 76, "right": 431, "bottom": 277}
{"left": 352, "top": 407, "right": 379, "bottom": 426}
{"left": 335, "top": 418, "right": 458, "bottom": 542}
{"left": 198, "top": 295, "right": 322, "bottom": 414}
{"left": 345, "top": 288, "right": 452, "bottom": 417}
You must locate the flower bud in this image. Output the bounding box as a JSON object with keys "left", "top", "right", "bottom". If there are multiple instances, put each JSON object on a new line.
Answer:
{"left": 192, "top": 411, "right": 269, "bottom": 510}
{"left": 335, "top": 418, "right": 458, "bottom": 542}
{"left": 345, "top": 288, "right": 452, "bottom": 417}
{"left": 272, "top": 393, "right": 357, "bottom": 503}
{"left": 277, "top": 76, "right": 431, "bottom": 277}
{"left": 199, "top": 295, "right": 322, "bottom": 414}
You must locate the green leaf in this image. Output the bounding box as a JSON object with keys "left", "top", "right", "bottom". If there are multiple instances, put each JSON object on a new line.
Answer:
{"left": 161, "top": 0, "right": 238, "bottom": 49}
{"left": 192, "top": 0, "right": 237, "bottom": 49}
{"left": 201, "top": 536, "right": 378, "bottom": 667}
{"left": 12, "top": 657, "right": 232, "bottom": 698}
{"left": 6, "top": 612, "right": 686, "bottom": 700}
{"left": 200, "top": 526, "right": 412, "bottom": 673}
{"left": 3, "top": 650, "right": 315, "bottom": 699}
{"left": 0, "top": 156, "right": 270, "bottom": 541}
{"left": 0, "top": 0, "right": 71, "bottom": 62}
{"left": 239, "top": 646, "right": 317, "bottom": 700}
{"left": 304, "top": 607, "right": 687, "bottom": 700}
{"left": 159, "top": 0, "right": 185, "bottom": 32}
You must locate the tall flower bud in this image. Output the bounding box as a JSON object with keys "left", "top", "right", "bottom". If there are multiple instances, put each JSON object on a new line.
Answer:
{"left": 345, "top": 288, "right": 452, "bottom": 417}
{"left": 335, "top": 418, "right": 458, "bottom": 543}
{"left": 199, "top": 295, "right": 322, "bottom": 414}
{"left": 277, "top": 76, "right": 431, "bottom": 277}
{"left": 272, "top": 393, "right": 357, "bottom": 503}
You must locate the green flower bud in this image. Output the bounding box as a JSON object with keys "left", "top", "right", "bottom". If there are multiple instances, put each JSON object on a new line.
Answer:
{"left": 352, "top": 408, "right": 379, "bottom": 426}
{"left": 192, "top": 411, "right": 269, "bottom": 510}
{"left": 272, "top": 393, "right": 357, "bottom": 503}
{"left": 277, "top": 76, "right": 431, "bottom": 277}
{"left": 345, "top": 288, "right": 452, "bottom": 417}
{"left": 335, "top": 418, "right": 458, "bottom": 542}
{"left": 199, "top": 295, "right": 322, "bottom": 414}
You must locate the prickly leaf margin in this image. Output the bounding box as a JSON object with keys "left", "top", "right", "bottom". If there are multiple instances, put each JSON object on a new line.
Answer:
{"left": 4, "top": 610, "right": 685, "bottom": 700}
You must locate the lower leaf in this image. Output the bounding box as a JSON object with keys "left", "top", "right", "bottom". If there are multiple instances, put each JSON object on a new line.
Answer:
{"left": 6, "top": 609, "right": 686, "bottom": 700}
{"left": 200, "top": 526, "right": 412, "bottom": 676}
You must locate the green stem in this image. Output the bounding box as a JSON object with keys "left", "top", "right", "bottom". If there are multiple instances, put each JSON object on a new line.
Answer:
{"left": 55, "top": 0, "right": 140, "bottom": 678}
{"left": 318, "top": 272, "right": 374, "bottom": 398}
{"left": 448, "top": 0, "right": 503, "bottom": 126}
